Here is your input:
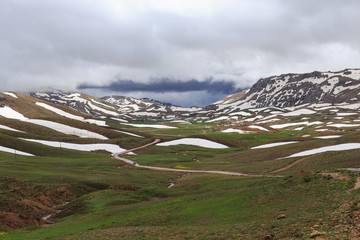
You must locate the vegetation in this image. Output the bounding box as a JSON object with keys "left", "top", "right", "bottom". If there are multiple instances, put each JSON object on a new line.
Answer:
{"left": 1, "top": 114, "right": 360, "bottom": 239}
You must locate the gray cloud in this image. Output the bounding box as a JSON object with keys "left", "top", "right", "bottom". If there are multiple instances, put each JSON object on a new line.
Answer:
{"left": 78, "top": 79, "right": 241, "bottom": 94}
{"left": 1, "top": 0, "right": 360, "bottom": 105}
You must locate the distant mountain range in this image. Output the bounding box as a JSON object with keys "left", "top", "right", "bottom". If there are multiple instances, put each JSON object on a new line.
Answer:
{"left": 27, "top": 68, "right": 360, "bottom": 121}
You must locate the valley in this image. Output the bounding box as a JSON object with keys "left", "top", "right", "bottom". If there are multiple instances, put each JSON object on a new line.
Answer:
{"left": 1, "top": 69, "right": 360, "bottom": 239}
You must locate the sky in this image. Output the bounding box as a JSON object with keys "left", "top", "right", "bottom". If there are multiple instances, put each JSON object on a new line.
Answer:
{"left": 1, "top": 0, "right": 360, "bottom": 106}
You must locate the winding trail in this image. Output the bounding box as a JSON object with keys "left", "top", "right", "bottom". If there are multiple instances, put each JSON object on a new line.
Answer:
{"left": 271, "top": 157, "right": 309, "bottom": 173}
{"left": 113, "top": 139, "right": 281, "bottom": 178}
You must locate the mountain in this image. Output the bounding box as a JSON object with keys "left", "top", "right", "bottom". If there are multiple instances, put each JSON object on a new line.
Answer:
{"left": 30, "top": 90, "right": 202, "bottom": 121}
{"left": 208, "top": 68, "right": 360, "bottom": 116}
{"left": 28, "top": 68, "right": 360, "bottom": 122}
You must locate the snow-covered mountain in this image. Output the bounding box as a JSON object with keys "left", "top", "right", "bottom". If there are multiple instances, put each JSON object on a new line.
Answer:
{"left": 29, "top": 68, "right": 360, "bottom": 121}
{"left": 206, "top": 69, "right": 360, "bottom": 117}
{"left": 30, "top": 90, "right": 202, "bottom": 120}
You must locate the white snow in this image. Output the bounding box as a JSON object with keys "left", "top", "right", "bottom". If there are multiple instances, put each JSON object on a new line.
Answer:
{"left": 36, "top": 102, "right": 84, "bottom": 121}
{"left": 206, "top": 116, "right": 229, "bottom": 122}
{"left": 248, "top": 125, "right": 269, "bottom": 131}
{"left": 308, "top": 121, "right": 323, "bottom": 126}
{"left": 0, "top": 106, "right": 108, "bottom": 139}
{"left": 3, "top": 92, "right": 18, "bottom": 99}
{"left": 21, "top": 138, "right": 130, "bottom": 154}
{"left": 121, "top": 123, "right": 177, "bottom": 129}
{"left": 284, "top": 143, "right": 360, "bottom": 158}
{"left": 270, "top": 121, "right": 309, "bottom": 129}
{"left": 229, "top": 111, "right": 252, "bottom": 116}
{"left": 222, "top": 128, "right": 254, "bottom": 134}
{"left": 315, "top": 129, "right": 329, "bottom": 132}
{"left": 84, "top": 119, "right": 108, "bottom": 127}
{"left": 314, "top": 135, "right": 341, "bottom": 139}
{"left": 281, "top": 109, "right": 316, "bottom": 116}
{"left": 336, "top": 112, "right": 358, "bottom": 116}
{"left": 328, "top": 123, "right": 360, "bottom": 128}
{"left": 114, "top": 130, "right": 143, "bottom": 138}
{"left": 91, "top": 99, "right": 115, "bottom": 109}
{"left": 156, "top": 138, "right": 228, "bottom": 149}
{"left": 36, "top": 102, "right": 109, "bottom": 127}
{"left": 0, "top": 106, "right": 28, "bottom": 120}
{"left": 251, "top": 141, "right": 298, "bottom": 149}
{"left": 0, "top": 124, "right": 25, "bottom": 133}
{"left": 131, "top": 112, "right": 159, "bottom": 117}
{"left": 87, "top": 102, "right": 119, "bottom": 116}
{"left": 302, "top": 135, "right": 311, "bottom": 137}
{"left": 0, "top": 145, "right": 34, "bottom": 156}
{"left": 26, "top": 119, "right": 108, "bottom": 139}
{"left": 111, "top": 117, "right": 128, "bottom": 123}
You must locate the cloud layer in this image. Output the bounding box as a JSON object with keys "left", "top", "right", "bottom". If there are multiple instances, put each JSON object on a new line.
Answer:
{"left": 1, "top": 0, "right": 360, "bottom": 105}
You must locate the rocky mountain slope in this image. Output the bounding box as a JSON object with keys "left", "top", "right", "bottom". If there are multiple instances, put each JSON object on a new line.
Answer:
{"left": 205, "top": 68, "right": 360, "bottom": 118}
{"left": 30, "top": 90, "right": 202, "bottom": 121}
{"left": 28, "top": 68, "right": 360, "bottom": 122}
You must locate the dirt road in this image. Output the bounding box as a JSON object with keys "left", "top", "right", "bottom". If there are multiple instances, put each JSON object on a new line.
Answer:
{"left": 113, "top": 139, "right": 281, "bottom": 178}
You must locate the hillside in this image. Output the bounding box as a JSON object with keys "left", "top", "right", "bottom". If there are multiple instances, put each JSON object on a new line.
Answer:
{"left": 207, "top": 69, "right": 360, "bottom": 116}
{"left": 30, "top": 90, "right": 202, "bottom": 121}
{"left": 1, "top": 69, "right": 360, "bottom": 239}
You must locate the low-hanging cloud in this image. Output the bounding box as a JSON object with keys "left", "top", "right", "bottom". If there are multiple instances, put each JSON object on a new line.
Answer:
{"left": 78, "top": 79, "right": 242, "bottom": 94}
{"left": 1, "top": 0, "right": 360, "bottom": 105}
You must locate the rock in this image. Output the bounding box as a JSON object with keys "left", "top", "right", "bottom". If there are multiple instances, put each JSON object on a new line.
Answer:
{"left": 310, "top": 230, "right": 326, "bottom": 238}
{"left": 277, "top": 214, "right": 286, "bottom": 220}
{"left": 263, "top": 234, "right": 273, "bottom": 240}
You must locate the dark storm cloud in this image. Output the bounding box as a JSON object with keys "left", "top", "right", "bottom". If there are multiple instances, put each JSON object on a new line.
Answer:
{"left": 78, "top": 79, "right": 241, "bottom": 94}
{"left": 1, "top": 0, "right": 360, "bottom": 105}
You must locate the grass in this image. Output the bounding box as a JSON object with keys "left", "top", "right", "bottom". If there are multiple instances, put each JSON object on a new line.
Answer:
{"left": 4, "top": 172, "right": 358, "bottom": 239}
{"left": 1, "top": 113, "right": 360, "bottom": 239}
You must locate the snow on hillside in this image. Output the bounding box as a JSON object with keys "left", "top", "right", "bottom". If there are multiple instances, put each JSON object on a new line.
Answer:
{"left": 36, "top": 102, "right": 84, "bottom": 121}
{"left": 0, "top": 106, "right": 108, "bottom": 139}
{"left": 21, "top": 138, "right": 130, "bottom": 154}
{"left": 0, "top": 145, "right": 34, "bottom": 156}
{"left": 121, "top": 123, "right": 177, "bottom": 129}
{"left": 284, "top": 143, "right": 360, "bottom": 158}
{"left": 3, "top": 92, "right": 18, "bottom": 99}
{"left": 0, "top": 124, "right": 25, "bottom": 133}
{"left": 251, "top": 141, "right": 298, "bottom": 149}
{"left": 156, "top": 138, "right": 228, "bottom": 149}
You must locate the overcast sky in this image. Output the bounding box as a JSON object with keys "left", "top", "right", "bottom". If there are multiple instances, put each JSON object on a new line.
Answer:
{"left": 1, "top": 0, "right": 360, "bottom": 106}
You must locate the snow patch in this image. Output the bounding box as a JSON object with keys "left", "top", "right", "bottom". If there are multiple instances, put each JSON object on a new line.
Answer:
{"left": 3, "top": 92, "right": 18, "bottom": 99}
{"left": 284, "top": 143, "right": 360, "bottom": 158}
{"left": 251, "top": 141, "right": 298, "bottom": 149}
{"left": 0, "top": 145, "right": 34, "bottom": 156}
{"left": 156, "top": 138, "right": 228, "bottom": 149}
{"left": 21, "top": 138, "right": 130, "bottom": 154}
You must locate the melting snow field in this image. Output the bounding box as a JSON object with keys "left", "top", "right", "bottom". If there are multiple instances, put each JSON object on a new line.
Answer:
{"left": 284, "top": 143, "right": 360, "bottom": 158}
{"left": 111, "top": 117, "right": 128, "bottom": 123}
{"left": 3, "top": 92, "right": 18, "bottom": 99}
{"left": 248, "top": 125, "right": 269, "bottom": 131}
{"left": 314, "top": 135, "right": 342, "bottom": 139}
{"left": 328, "top": 123, "right": 360, "bottom": 128}
{"left": 0, "top": 124, "right": 24, "bottom": 133}
{"left": 222, "top": 128, "right": 254, "bottom": 134}
{"left": 114, "top": 130, "right": 143, "bottom": 138}
{"left": 0, "top": 106, "right": 108, "bottom": 139}
{"left": 251, "top": 141, "right": 298, "bottom": 149}
{"left": 0, "top": 145, "right": 34, "bottom": 156}
{"left": 36, "top": 102, "right": 109, "bottom": 127}
{"left": 270, "top": 121, "right": 309, "bottom": 129}
{"left": 156, "top": 138, "right": 228, "bottom": 149}
{"left": 36, "top": 102, "right": 84, "bottom": 121}
{"left": 122, "top": 123, "right": 177, "bottom": 129}
{"left": 21, "top": 138, "right": 130, "bottom": 154}
{"left": 281, "top": 109, "right": 316, "bottom": 116}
